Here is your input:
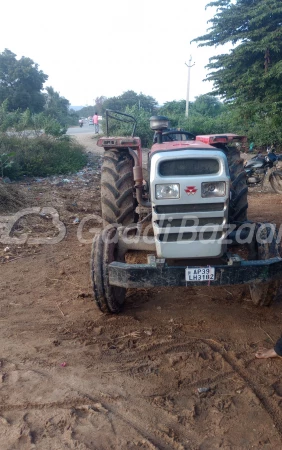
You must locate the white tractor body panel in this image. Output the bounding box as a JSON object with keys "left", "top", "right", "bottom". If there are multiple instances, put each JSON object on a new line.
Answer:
{"left": 150, "top": 149, "right": 230, "bottom": 259}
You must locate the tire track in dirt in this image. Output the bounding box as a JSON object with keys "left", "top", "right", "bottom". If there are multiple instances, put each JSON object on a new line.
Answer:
{"left": 89, "top": 336, "right": 282, "bottom": 443}
{"left": 80, "top": 336, "right": 228, "bottom": 373}
{"left": 0, "top": 397, "right": 169, "bottom": 449}
{"left": 0, "top": 381, "right": 193, "bottom": 449}
{"left": 97, "top": 354, "right": 235, "bottom": 398}
{"left": 4, "top": 336, "right": 280, "bottom": 446}
{"left": 205, "top": 340, "right": 282, "bottom": 438}
{"left": 0, "top": 397, "right": 92, "bottom": 412}
{"left": 159, "top": 338, "right": 282, "bottom": 438}
{"left": 69, "top": 334, "right": 242, "bottom": 397}
{"left": 95, "top": 391, "right": 194, "bottom": 450}
{"left": 94, "top": 388, "right": 196, "bottom": 449}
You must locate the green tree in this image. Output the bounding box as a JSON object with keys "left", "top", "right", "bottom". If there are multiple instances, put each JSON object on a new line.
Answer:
{"left": 78, "top": 92, "right": 158, "bottom": 118}
{"left": 158, "top": 100, "right": 186, "bottom": 126}
{"left": 43, "top": 86, "right": 71, "bottom": 127}
{"left": 192, "top": 95, "right": 224, "bottom": 117}
{"left": 103, "top": 90, "right": 158, "bottom": 114}
{"left": 0, "top": 100, "right": 20, "bottom": 132}
{"left": 94, "top": 96, "right": 107, "bottom": 115}
{"left": 76, "top": 105, "right": 96, "bottom": 118}
{"left": 158, "top": 97, "right": 228, "bottom": 134}
{"left": 193, "top": 0, "right": 282, "bottom": 146}
{"left": 193, "top": 0, "right": 282, "bottom": 104}
{"left": 76, "top": 97, "right": 107, "bottom": 119}
{"left": 0, "top": 49, "right": 48, "bottom": 113}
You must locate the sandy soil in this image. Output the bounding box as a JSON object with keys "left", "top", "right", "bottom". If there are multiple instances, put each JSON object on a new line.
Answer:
{"left": 1, "top": 134, "right": 282, "bottom": 449}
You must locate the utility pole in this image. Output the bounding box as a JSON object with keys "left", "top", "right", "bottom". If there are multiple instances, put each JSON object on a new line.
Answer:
{"left": 185, "top": 55, "right": 195, "bottom": 118}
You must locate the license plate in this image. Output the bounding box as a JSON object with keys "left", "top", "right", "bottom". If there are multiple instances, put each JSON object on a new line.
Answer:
{"left": 185, "top": 267, "right": 215, "bottom": 282}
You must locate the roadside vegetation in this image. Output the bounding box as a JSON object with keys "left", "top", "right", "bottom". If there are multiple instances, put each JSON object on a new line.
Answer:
{"left": 0, "top": 101, "right": 86, "bottom": 179}
{"left": 78, "top": 0, "right": 282, "bottom": 150}
{"left": 81, "top": 87, "right": 282, "bottom": 151}
{"left": 0, "top": 133, "right": 87, "bottom": 180}
{"left": 192, "top": 0, "right": 282, "bottom": 148}
{"left": 0, "top": 50, "right": 86, "bottom": 180}
{"left": 1, "top": 0, "right": 281, "bottom": 181}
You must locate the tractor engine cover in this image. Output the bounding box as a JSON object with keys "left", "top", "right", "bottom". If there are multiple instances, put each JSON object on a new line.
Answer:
{"left": 150, "top": 146, "right": 230, "bottom": 259}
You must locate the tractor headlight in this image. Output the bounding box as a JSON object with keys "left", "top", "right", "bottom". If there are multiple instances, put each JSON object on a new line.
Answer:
{"left": 201, "top": 181, "right": 226, "bottom": 198}
{"left": 156, "top": 184, "right": 180, "bottom": 199}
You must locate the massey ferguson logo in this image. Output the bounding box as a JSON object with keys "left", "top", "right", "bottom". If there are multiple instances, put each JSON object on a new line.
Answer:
{"left": 185, "top": 186, "right": 197, "bottom": 195}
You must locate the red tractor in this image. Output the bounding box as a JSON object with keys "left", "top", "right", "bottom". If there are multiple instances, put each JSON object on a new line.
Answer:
{"left": 90, "top": 110, "right": 281, "bottom": 313}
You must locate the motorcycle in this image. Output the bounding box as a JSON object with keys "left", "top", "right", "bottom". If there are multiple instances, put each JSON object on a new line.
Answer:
{"left": 79, "top": 120, "right": 83, "bottom": 128}
{"left": 244, "top": 149, "right": 282, "bottom": 194}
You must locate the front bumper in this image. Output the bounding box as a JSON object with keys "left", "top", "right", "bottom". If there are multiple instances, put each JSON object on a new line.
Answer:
{"left": 108, "top": 257, "right": 282, "bottom": 288}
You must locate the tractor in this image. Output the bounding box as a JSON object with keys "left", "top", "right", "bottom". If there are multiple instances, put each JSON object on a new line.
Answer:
{"left": 90, "top": 110, "right": 282, "bottom": 313}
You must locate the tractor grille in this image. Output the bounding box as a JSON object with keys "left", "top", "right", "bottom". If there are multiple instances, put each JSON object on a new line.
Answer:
{"left": 155, "top": 203, "right": 224, "bottom": 214}
{"left": 159, "top": 158, "right": 219, "bottom": 176}
{"left": 156, "top": 217, "right": 223, "bottom": 227}
{"left": 151, "top": 149, "right": 228, "bottom": 258}
{"left": 158, "top": 231, "right": 223, "bottom": 242}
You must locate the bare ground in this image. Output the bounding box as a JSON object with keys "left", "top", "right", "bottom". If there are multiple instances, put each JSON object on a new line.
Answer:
{"left": 1, "top": 133, "right": 282, "bottom": 449}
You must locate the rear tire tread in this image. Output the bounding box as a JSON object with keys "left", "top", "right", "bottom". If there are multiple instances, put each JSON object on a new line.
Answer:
{"left": 101, "top": 150, "right": 136, "bottom": 226}
{"left": 223, "top": 146, "right": 248, "bottom": 223}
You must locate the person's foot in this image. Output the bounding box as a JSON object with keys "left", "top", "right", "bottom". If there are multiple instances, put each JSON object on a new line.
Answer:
{"left": 255, "top": 347, "right": 278, "bottom": 359}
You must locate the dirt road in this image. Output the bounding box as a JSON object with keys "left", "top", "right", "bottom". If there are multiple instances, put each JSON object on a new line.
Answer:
{"left": 1, "top": 134, "right": 282, "bottom": 449}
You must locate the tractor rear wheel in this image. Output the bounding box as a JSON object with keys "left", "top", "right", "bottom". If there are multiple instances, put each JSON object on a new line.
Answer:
{"left": 249, "top": 224, "right": 281, "bottom": 306}
{"left": 224, "top": 146, "right": 248, "bottom": 222}
{"left": 90, "top": 227, "right": 126, "bottom": 313}
{"left": 101, "top": 150, "right": 136, "bottom": 227}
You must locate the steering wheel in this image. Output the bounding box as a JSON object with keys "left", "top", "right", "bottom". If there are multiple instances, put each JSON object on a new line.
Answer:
{"left": 162, "top": 130, "right": 196, "bottom": 140}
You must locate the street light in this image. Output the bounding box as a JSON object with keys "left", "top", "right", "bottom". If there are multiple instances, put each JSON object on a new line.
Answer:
{"left": 185, "top": 55, "right": 195, "bottom": 118}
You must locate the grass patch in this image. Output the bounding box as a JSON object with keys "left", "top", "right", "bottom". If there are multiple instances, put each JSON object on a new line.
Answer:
{"left": 0, "top": 134, "right": 87, "bottom": 179}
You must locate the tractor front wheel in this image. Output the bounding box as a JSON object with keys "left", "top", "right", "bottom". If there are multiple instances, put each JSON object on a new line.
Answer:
{"left": 249, "top": 281, "right": 280, "bottom": 307}
{"left": 249, "top": 224, "right": 281, "bottom": 306}
{"left": 90, "top": 227, "right": 126, "bottom": 313}
{"left": 269, "top": 171, "right": 282, "bottom": 194}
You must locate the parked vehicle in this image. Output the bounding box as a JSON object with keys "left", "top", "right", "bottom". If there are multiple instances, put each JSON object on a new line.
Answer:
{"left": 90, "top": 110, "right": 282, "bottom": 313}
{"left": 88, "top": 119, "right": 94, "bottom": 126}
{"left": 244, "top": 149, "right": 282, "bottom": 193}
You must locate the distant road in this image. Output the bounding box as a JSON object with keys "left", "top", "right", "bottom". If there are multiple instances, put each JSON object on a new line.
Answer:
{"left": 67, "top": 124, "right": 98, "bottom": 135}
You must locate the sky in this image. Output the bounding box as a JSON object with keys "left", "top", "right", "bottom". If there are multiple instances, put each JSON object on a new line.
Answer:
{"left": 0, "top": 0, "right": 225, "bottom": 107}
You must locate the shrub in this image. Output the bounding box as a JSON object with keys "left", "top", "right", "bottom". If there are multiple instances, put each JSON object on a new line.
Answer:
{"left": 0, "top": 133, "right": 87, "bottom": 179}
{"left": 0, "top": 104, "right": 87, "bottom": 179}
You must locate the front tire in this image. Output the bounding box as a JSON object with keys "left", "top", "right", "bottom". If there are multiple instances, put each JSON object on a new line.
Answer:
{"left": 270, "top": 171, "right": 282, "bottom": 194}
{"left": 90, "top": 227, "right": 126, "bottom": 313}
{"left": 249, "top": 224, "right": 281, "bottom": 306}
